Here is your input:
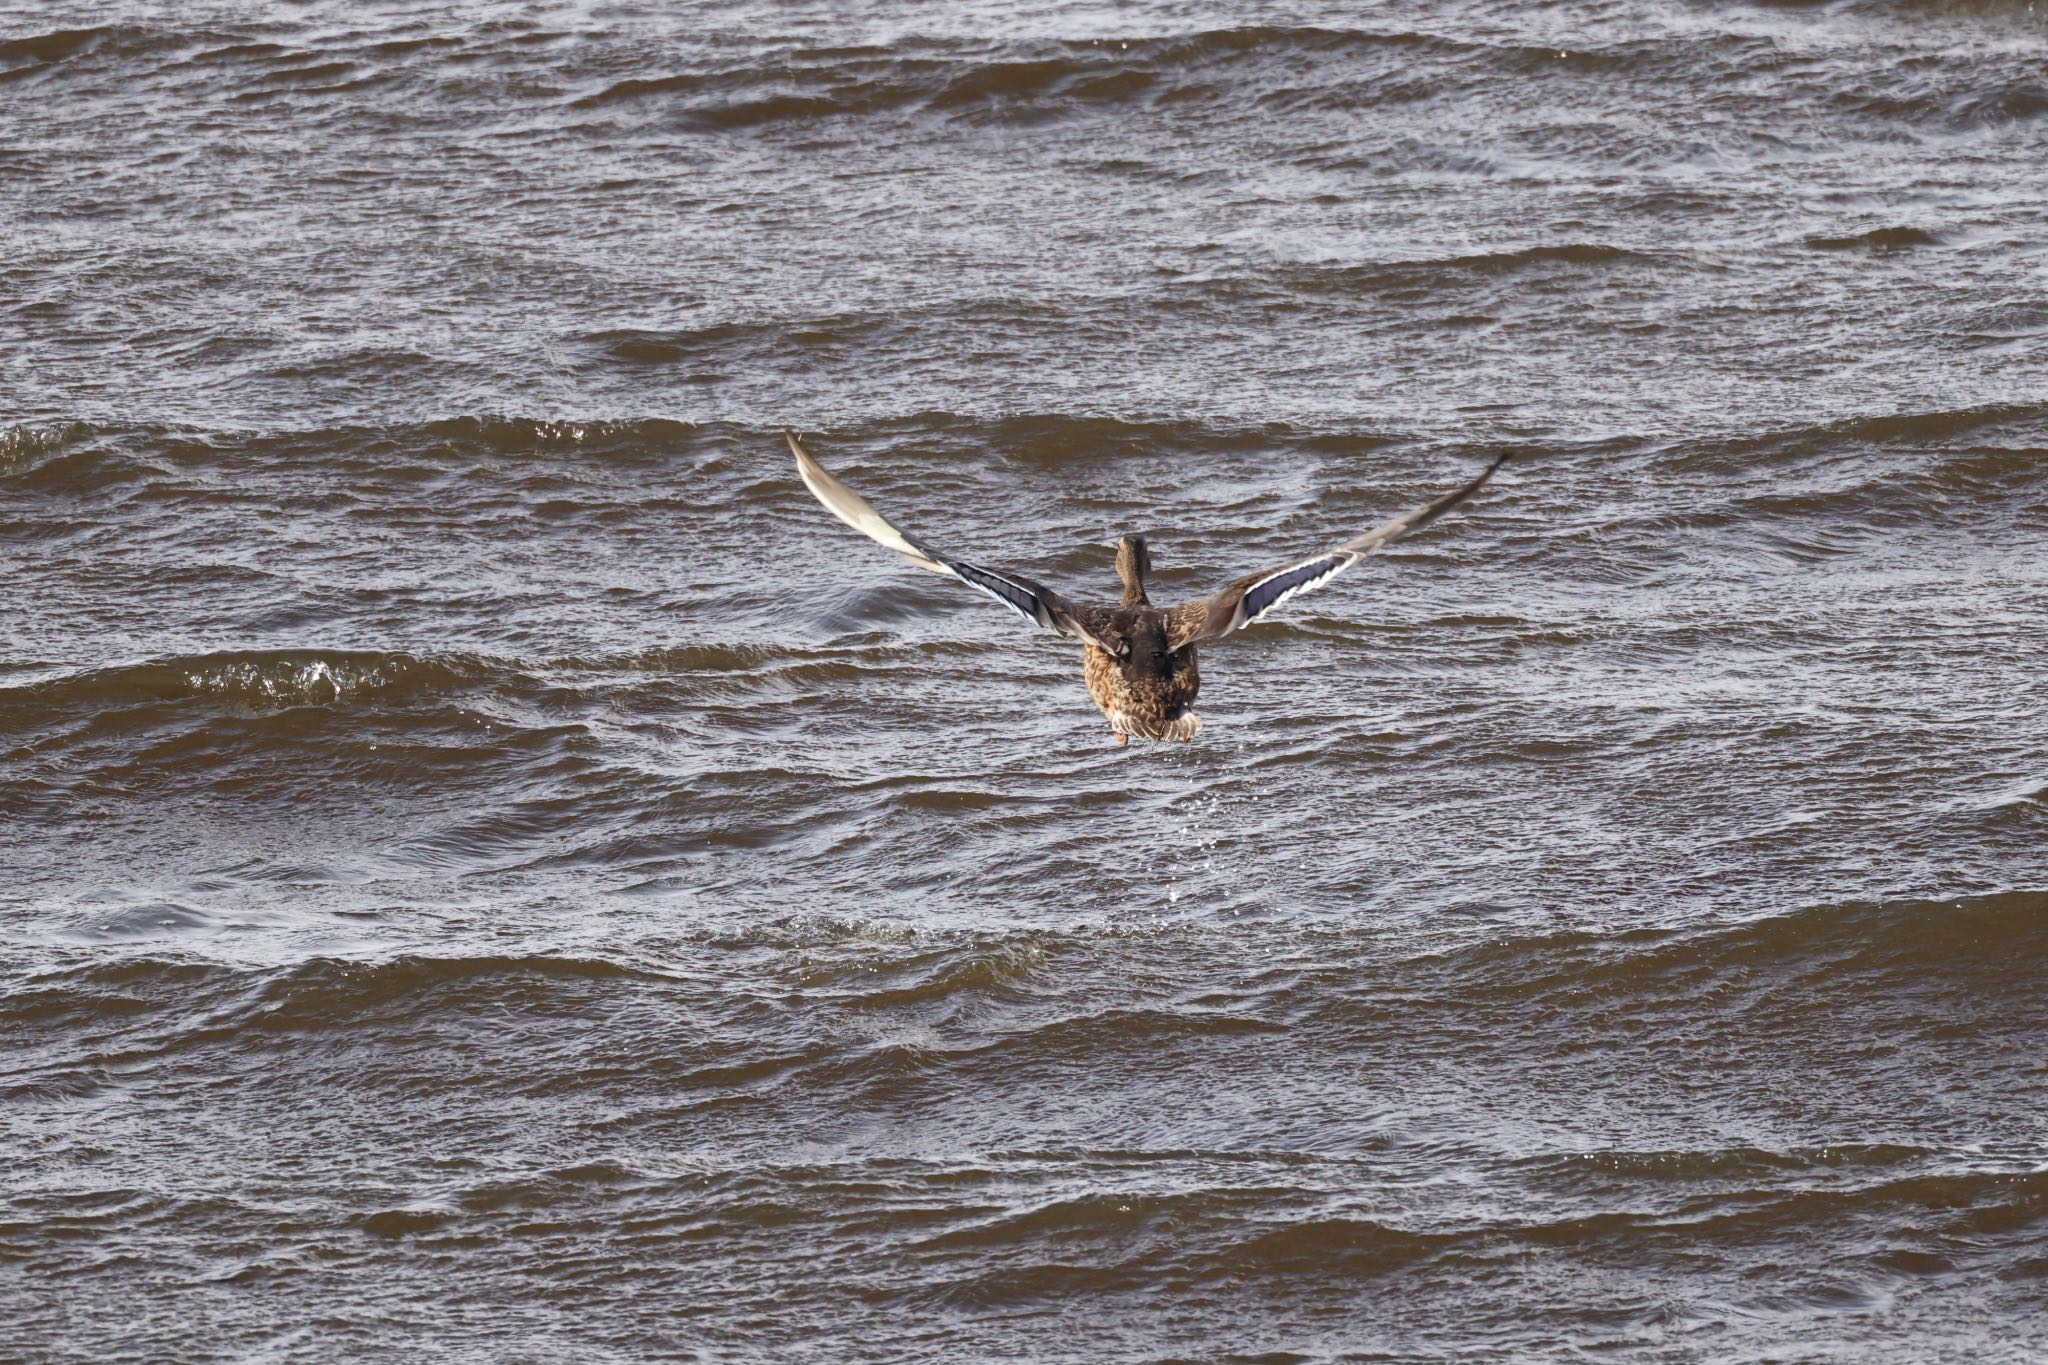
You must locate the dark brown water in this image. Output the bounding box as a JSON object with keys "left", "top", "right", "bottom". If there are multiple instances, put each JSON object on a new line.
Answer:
{"left": 5, "top": 2, "right": 2048, "bottom": 1359}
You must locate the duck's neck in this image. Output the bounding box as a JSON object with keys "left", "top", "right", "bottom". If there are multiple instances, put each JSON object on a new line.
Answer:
{"left": 1115, "top": 536, "right": 1150, "bottom": 606}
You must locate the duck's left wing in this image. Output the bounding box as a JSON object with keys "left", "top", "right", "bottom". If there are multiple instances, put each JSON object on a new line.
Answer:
{"left": 1165, "top": 453, "right": 1510, "bottom": 648}
{"left": 788, "top": 431, "right": 1117, "bottom": 651}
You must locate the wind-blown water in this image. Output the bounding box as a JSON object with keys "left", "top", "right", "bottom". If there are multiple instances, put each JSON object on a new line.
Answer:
{"left": 4, "top": 2, "right": 2046, "bottom": 1359}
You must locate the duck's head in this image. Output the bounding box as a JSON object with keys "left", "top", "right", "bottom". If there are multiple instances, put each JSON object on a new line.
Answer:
{"left": 1114, "top": 534, "right": 1152, "bottom": 601}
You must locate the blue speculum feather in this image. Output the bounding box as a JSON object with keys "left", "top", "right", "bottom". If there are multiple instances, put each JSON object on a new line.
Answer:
{"left": 1242, "top": 555, "right": 1346, "bottom": 620}
{"left": 953, "top": 562, "right": 1043, "bottom": 623}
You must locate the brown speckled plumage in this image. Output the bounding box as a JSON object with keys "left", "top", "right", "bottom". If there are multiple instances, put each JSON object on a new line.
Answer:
{"left": 1078, "top": 615, "right": 1201, "bottom": 741}
{"left": 787, "top": 431, "right": 1508, "bottom": 745}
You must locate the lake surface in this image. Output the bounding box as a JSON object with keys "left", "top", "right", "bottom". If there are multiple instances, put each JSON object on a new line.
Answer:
{"left": 4, "top": 2, "right": 2046, "bottom": 1359}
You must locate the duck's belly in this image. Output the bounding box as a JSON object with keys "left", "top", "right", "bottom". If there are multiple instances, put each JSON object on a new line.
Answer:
{"left": 1083, "top": 645, "right": 1201, "bottom": 740}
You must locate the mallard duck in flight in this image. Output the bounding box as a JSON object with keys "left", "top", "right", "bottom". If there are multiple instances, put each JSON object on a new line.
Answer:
{"left": 788, "top": 431, "right": 1508, "bottom": 745}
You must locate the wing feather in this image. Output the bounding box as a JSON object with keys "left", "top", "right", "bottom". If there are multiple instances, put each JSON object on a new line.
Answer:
{"left": 787, "top": 431, "right": 1115, "bottom": 651}
{"left": 789, "top": 429, "right": 951, "bottom": 576}
{"left": 1166, "top": 453, "right": 1510, "bottom": 648}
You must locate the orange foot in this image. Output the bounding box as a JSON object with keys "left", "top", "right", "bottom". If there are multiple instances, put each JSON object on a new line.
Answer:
{"left": 1113, "top": 732, "right": 1128, "bottom": 746}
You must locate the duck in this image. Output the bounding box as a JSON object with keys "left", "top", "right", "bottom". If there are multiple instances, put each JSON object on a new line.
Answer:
{"left": 788, "top": 431, "right": 1508, "bottom": 745}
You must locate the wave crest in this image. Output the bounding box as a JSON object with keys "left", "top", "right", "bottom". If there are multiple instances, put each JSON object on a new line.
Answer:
{"left": 1, "top": 649, "right": 493, "bottom": 719}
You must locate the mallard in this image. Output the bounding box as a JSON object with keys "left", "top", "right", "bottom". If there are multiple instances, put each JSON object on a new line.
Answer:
{"left": 788, "top": 431, "right": 1508, "bottom": 744}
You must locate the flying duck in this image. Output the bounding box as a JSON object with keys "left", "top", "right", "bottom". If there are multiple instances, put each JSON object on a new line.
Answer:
{"left": 788, "top": 431, "right": 1508, "bottom": 744}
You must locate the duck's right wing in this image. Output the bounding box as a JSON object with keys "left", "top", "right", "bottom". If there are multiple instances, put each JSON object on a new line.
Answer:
{"left": 788, "top": 431, "right": 1117, "bottom": 652}
{"left": 1164, "top": 453, "right": 1510, "bottom": 649}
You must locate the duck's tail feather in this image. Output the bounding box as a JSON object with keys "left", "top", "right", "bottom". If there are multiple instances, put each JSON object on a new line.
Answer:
{"left": 1109, "top": 710, "right": 1201, "bottom": 743}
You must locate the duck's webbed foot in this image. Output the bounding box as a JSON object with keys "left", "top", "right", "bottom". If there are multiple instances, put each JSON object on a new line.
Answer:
{"left": 1112, "top": 732, "right": 1128, "bottom": 747}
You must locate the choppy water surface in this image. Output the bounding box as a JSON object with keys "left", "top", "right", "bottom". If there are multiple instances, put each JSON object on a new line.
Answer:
{"left": 5, "top": 1, "right": 2048, "bottom": 1359}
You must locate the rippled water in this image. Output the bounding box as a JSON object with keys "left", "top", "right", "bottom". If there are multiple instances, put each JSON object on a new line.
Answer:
{"left": 5, "top": 2, "right": 2047, "bottom": 1359}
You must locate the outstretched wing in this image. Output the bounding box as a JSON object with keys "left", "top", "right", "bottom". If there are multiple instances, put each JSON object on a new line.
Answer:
{"left": 1165, "top": 453, "right": 1510, "bottom": 648}
{"left": 788, "top": 431, "right": 1116, "bottom": 651}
